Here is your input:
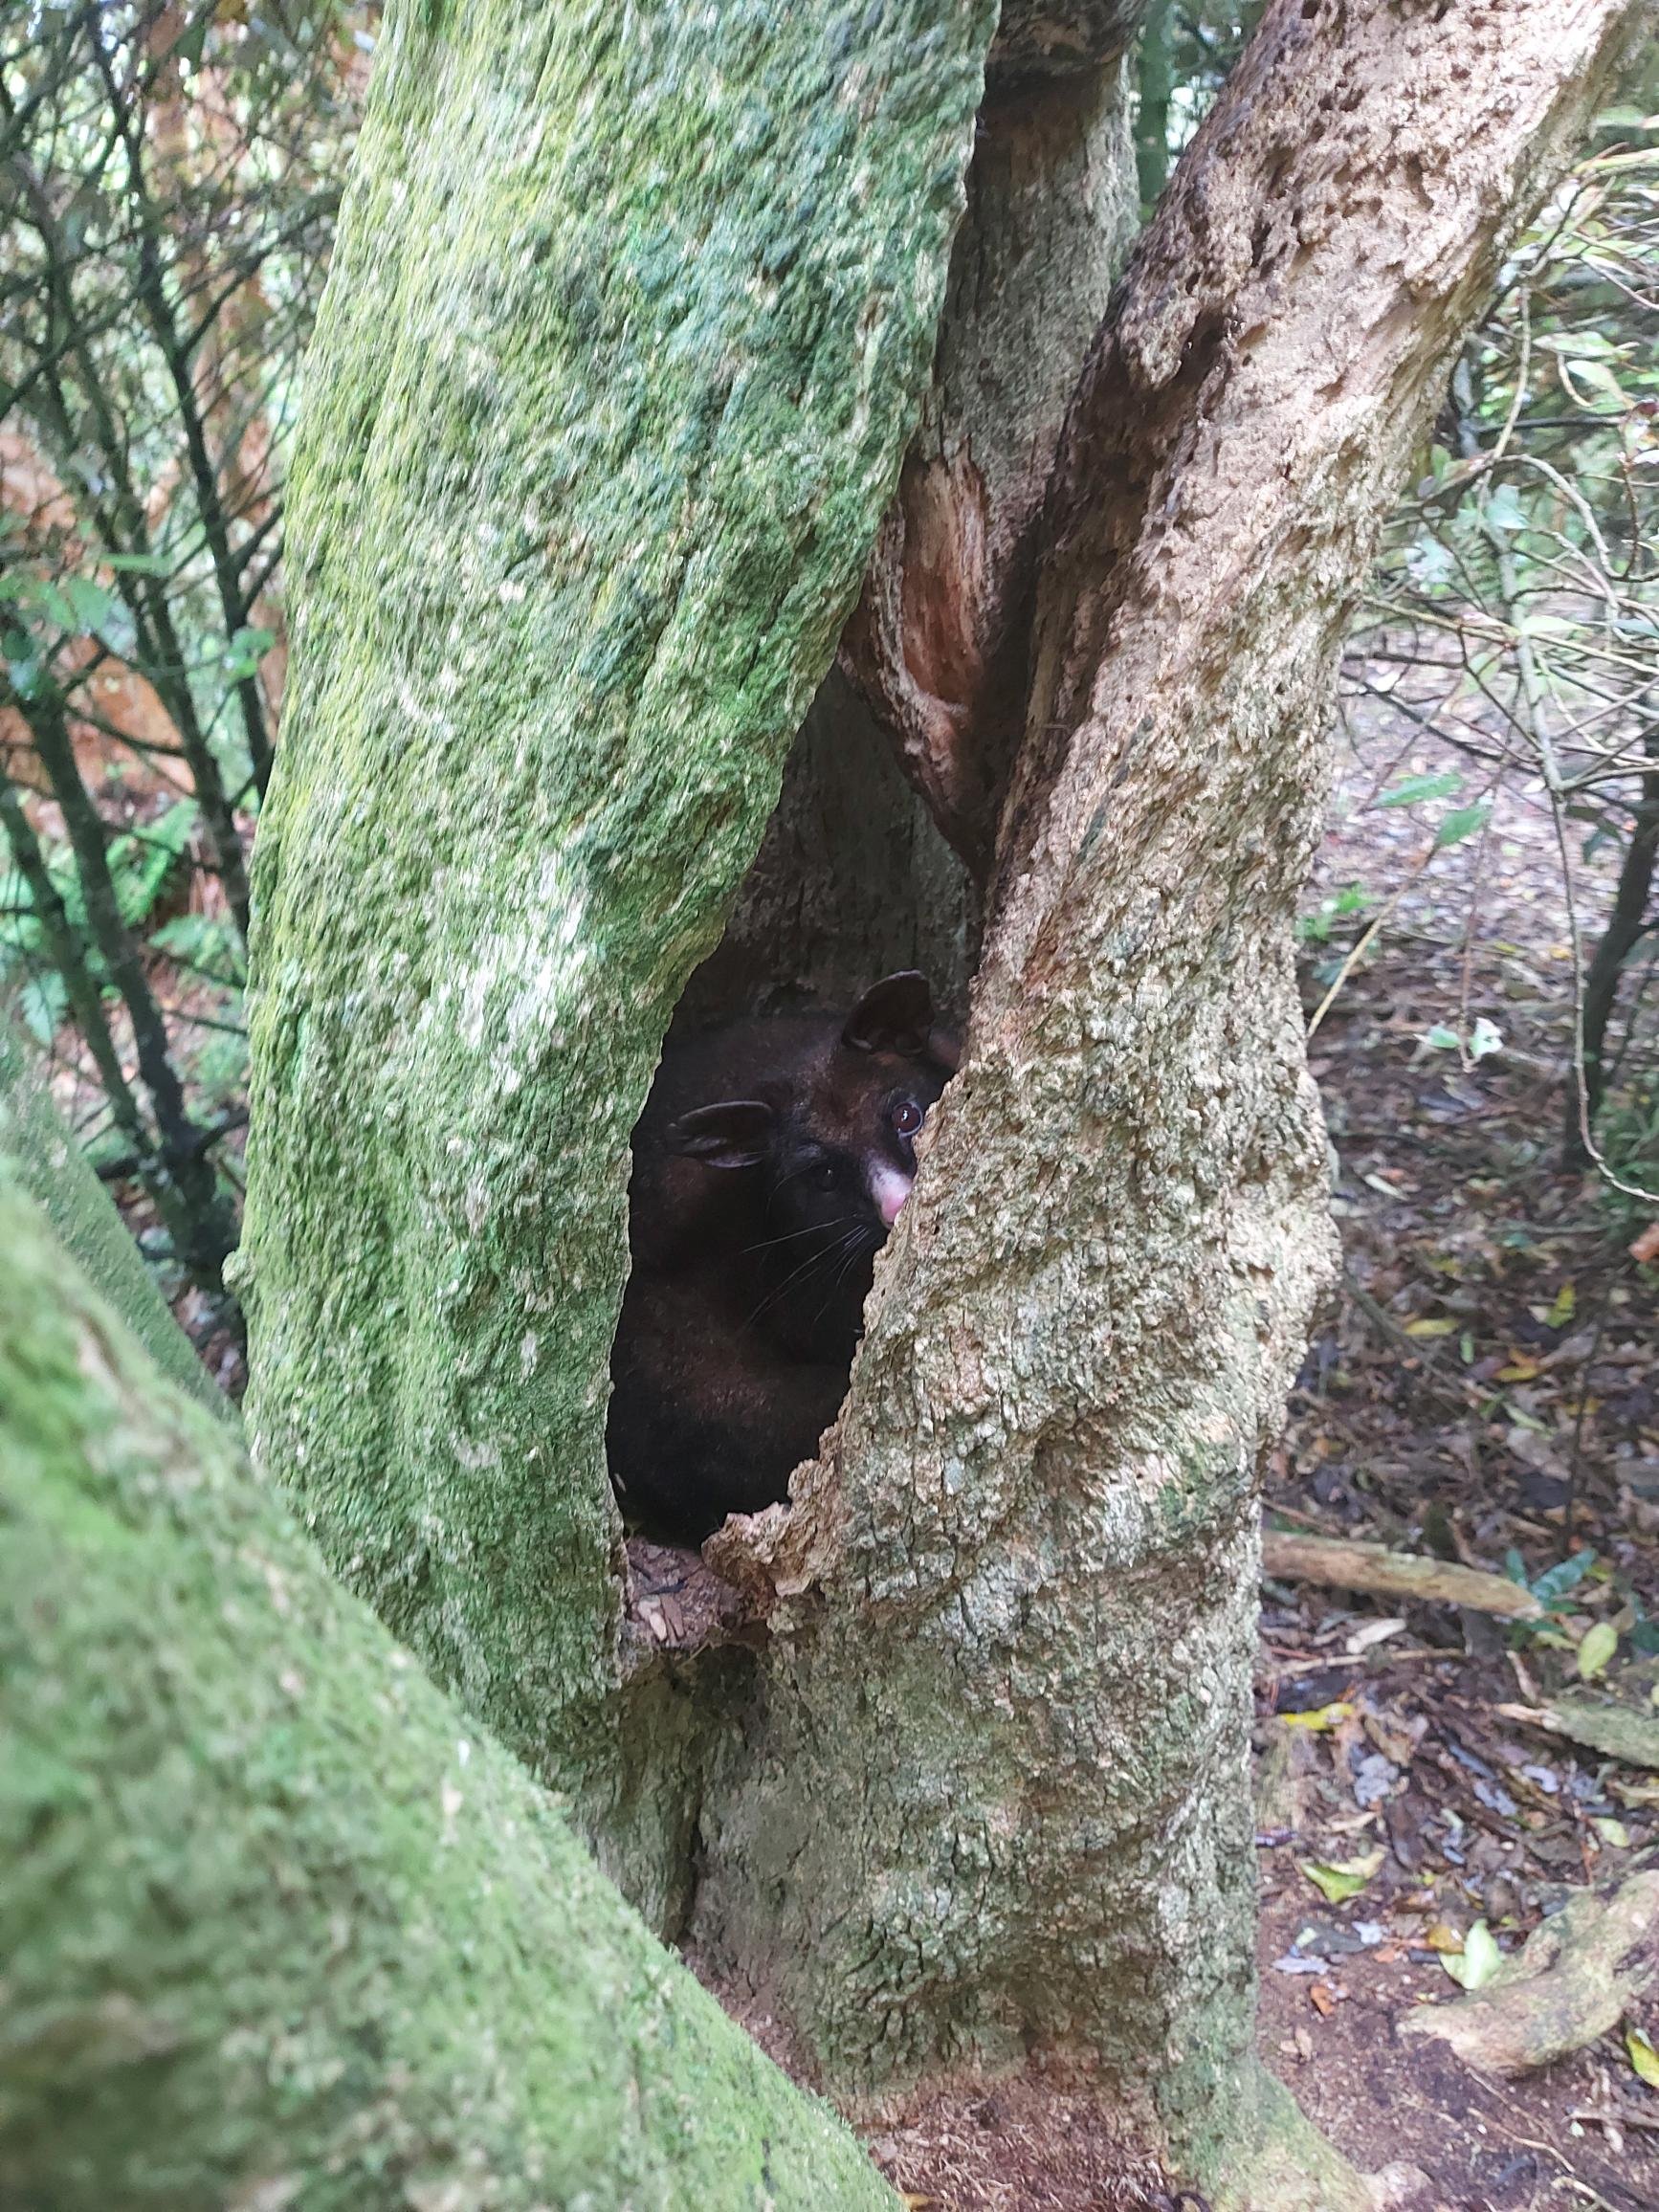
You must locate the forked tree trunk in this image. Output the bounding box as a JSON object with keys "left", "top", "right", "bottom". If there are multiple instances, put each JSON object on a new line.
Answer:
{"left": 231, "top": 0, "right": 1643, "bottom": 2202}
{"left": 695, "top": 0, "right": 1645, "bottom": 2195}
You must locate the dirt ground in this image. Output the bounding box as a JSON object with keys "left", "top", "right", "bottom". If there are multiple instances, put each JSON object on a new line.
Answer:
{"left": 1250, "top": 700, "right": 1659, "bottom": 2211}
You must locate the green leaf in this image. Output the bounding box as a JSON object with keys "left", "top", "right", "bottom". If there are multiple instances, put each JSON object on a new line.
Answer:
{"left": 1441, "top": 1919, "right": 1502, "bottom": 1990}
{"left": 1435, "top": 803, "right": 1493, "bottom": 851}
{"left": 1380, "top": 771, "right": 1463, "bottom": 809}
{"left": 1468, "top": 1017, "right": 1503, "bottom": 1061}
{"left": 1577, "top": 1620, "right": 1618, "bottom": 1680}
{"left": 104, "top": 551, "right": 174, "bottom": 576}
{"left": 1298, "top": 1849, "right": 1383, "bottom": 1906}
{"left": 1629, "top": 2025, "right": 1659, "bottom": 2090}
{"left": 223, "top": 625, "right": 276, "bottom": 680}
{"left": 1483, "top": 483, "right": 1529, "bottom": 534}
{"left": 1531, "top": 1549, "right": 1596, "bottom": 1609}
{"left": 13, "top": 969, "right": 71, "bottom": 1046}
{"left": 149, "top": 912, "right": 246, "bottom": 985}
{"left": 1561, "top": 357, "right": 1630, "bottom": 410}
{"left": 1593, "top": 1817, "right": 1630, "bottom": 1849}
{"left": 25, "top": 579, "right": 79, "bottom": 633}
{"left": 61, "top": 576, "right": 115, "bottom": 635}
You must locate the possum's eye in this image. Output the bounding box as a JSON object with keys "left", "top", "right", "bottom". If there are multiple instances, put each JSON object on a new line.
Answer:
{"left": 810, "top": 1161, "right": 839, "bottom": 1190}
{"left": 891, "top": 1099, "right": 923, "bottom": 1138}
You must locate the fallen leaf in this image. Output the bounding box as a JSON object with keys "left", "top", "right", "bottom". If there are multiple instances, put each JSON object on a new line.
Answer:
{"left": 1280, "top": 1700, "right": 1356, "bottom": 1732}
{"left": 1547, "top": 1282, "right": 1577, "bottom": 1328}
{"left": 1441, "top": 1919, "right": 1503, "bottom": 1991}
{"left": 1578, "top": 1621, "right": 1619, "bottom": 1681}
{"left": 1629, "top": 2025, "right": 1659, "bottom": 2090}
{"left": 1309, "top": 1982, "right": 1338, "bottom": 2017}
{"left": 1593, "top": 1818, "right": 1631, "bottom": 1848}
{"left": 1495, "top": 1356, "right": 1541, "bottom": 1382}
{"left": 1630, "top": 1221, "right": 1659, "bottom": 1266}
{"left": 1423, "top": 1922, "right": 1466, "bottom": 1954}
{"left": 1299, "top": 1848, "right": 1384, "bottom": 1905}
{"left": 1405, "top": 1316, "right": 1457, "bottom": 1338}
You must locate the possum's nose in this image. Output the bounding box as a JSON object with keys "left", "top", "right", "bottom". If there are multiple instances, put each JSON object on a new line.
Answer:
{"left": 871, "top": 1165, "right": 912, "bottom": 1228}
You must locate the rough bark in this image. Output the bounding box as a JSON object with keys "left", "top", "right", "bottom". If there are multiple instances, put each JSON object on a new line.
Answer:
{"left": 240, "top": 0, "right": 999, "bottom": 1901}
{"left": 696, "top": 0, "right": 1646, "bottom": 2193}
{"left": 0, "top": 1163, "right": 896, "bottom": 2211}
{"left": 841, "top": 6, "right": 1142, "bottom": 879}
{"left": 677, "top": 665, "right": 975, "bottom": 1032}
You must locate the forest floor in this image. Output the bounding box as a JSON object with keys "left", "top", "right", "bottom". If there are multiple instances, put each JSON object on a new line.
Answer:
{"left": 1250, "top": 704, "right": 1659, "bottom": 2212}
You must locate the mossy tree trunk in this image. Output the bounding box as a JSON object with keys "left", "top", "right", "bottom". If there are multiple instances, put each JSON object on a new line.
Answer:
{"left": 0, "top": 1153, "right": 896, "bottom": 2212}
{"left": 222, "top": 0, "right": 1646, "bottom": 2203}
{"left": 239, "top": 0, "right": 1001, "bottom": 1913}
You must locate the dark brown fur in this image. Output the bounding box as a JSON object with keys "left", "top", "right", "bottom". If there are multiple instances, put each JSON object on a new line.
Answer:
{"left": 608, "top": 975, "right": 955, "bottom": 1544}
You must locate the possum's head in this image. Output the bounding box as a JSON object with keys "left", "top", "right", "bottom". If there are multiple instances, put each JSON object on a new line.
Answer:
{"left": 665, "top": 973, "right": 955, "bottom": 1255}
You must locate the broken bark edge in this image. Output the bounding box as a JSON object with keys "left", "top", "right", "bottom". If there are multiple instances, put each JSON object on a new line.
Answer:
{"left": 700, "top": 1444, "right": 850, "bottom": 1612}
{"left": 1261, "top": 1530, "right": 1545, "bottom": 1621}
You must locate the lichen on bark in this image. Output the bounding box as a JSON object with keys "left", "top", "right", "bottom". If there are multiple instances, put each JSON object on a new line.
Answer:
{"left": 240, "top": 0, "right": 1000, "bottom": 1876}
{"left": 0, "top": 1164, "right": 897, "bottom": 2211}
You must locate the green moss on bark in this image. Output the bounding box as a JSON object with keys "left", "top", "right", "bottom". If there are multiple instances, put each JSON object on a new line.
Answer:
{"left": 0, "top": 1022, "right": 227, "bottom": 1418}
{"left": 241, "top": 0, "right": 998, "bottom": 1862}
{"left": 0, "top": 1170, "right": 896, "bottom": 2210}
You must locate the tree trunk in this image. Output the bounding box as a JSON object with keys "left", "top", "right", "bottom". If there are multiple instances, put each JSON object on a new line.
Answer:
{"left": 695, "top": 0, "right": 1645, "bottom": 2196}
{"left": 1562, "top": 742, "right": 1658, "bottom": 1167}
{"left": 240, "top": 0, "right": 1001, "bottom": 1913}
{"left": 0, "top": 1155, "right": 896, "bottom": 2211}
{"left": 0, "top": 1020, "right": 228, "bottom": 1417}
{"left": 233, "top": 0, "right": 1645, "bottom": 2201}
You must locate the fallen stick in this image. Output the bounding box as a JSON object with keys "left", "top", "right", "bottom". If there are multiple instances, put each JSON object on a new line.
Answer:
{"left": 1261, "top": 1531, "right": 1545, "bottom": 1621}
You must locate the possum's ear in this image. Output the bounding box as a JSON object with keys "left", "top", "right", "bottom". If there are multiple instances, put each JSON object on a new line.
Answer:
{"left": 842, "top": 971, "right": 934, "bottom": 1056}
{"left": 666, "top": 1099, "right": 774, "bottom": 1168}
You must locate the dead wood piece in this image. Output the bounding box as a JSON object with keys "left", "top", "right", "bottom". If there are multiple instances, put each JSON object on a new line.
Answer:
{"left": 1497, "top": 1694, "right": 1659, "bottom": 1771}
{"left": 1400, "top": 1871, "right": 1659, "bottom": 2076}
{"left": 700, "top": 1449, "right": 847, "bottom": 1615}
{"left": 619, "top": 1536, "right": 760, "bottom": 1666}
{"left": 1261, "top": 1531, "right": 1545, "bottom": 1620}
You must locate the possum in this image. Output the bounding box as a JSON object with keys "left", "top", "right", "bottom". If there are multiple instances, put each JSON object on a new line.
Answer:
{"left": 608, "top": 972, "right": 955, "bottom": 1544}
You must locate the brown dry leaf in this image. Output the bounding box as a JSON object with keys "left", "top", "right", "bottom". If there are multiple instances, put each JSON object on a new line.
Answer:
{"left": 1309, "top": 1982, "right": 1338, "bottom": 2017}
{"left": 1629, "top": 1220, "right": 1659, "bottom": 1266}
